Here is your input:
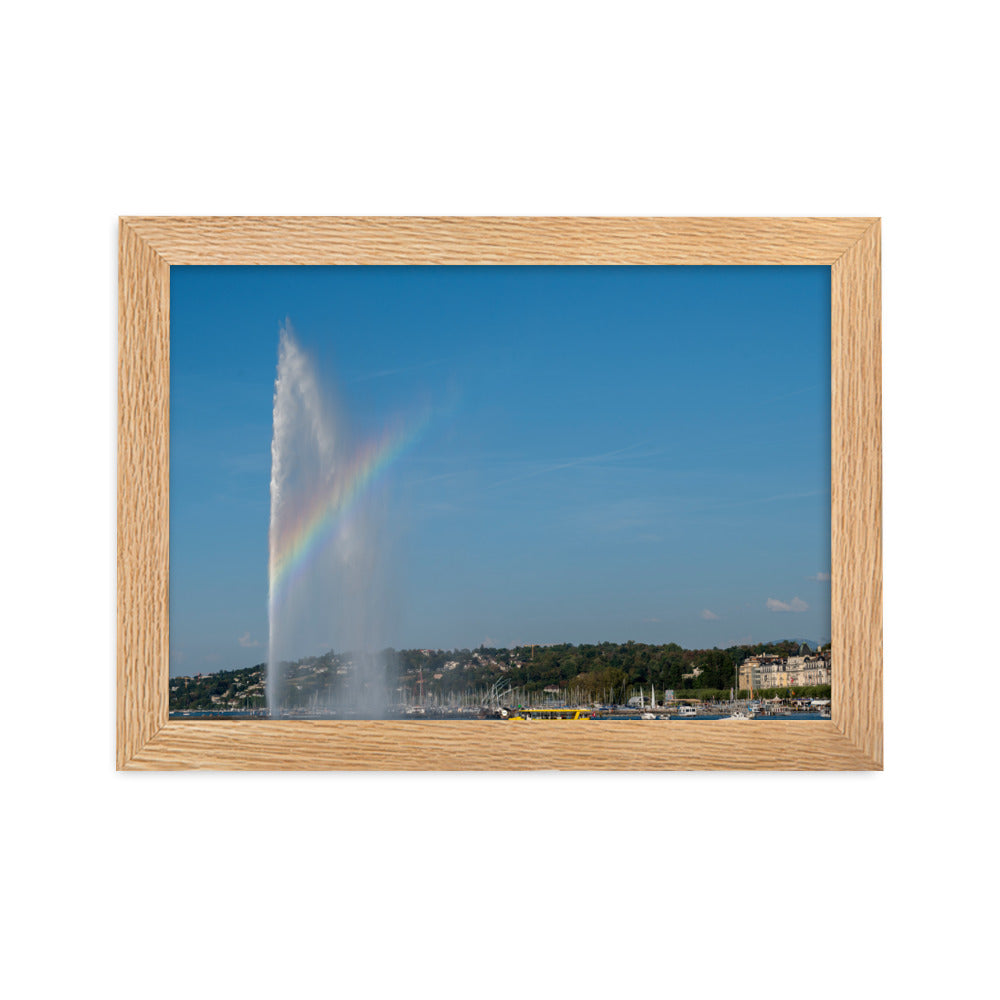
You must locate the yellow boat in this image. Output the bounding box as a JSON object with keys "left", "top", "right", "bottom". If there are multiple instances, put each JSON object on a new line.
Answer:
{"left": 507, "top": 707, "right": 592, "bottom": 720}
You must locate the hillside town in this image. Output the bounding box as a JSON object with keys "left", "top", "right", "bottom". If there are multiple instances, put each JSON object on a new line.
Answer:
{"left": 169, "top": 639, "right": 832, "bottom": 716}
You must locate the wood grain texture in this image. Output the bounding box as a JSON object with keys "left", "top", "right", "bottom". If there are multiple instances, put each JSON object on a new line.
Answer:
{"left": 126, "top": 720, "right": 879, "bottom": 771}
{"left": 117, "top": 222, "right": 170, "bottom": 768}
{"left": 116, "top": 216, "right": 882, "bottom": 770}
{"left": 831, "top": 221, "right": 883, "bottom": 766}
{"left": 120, "top": 216, "right": 877, "bottom": 265}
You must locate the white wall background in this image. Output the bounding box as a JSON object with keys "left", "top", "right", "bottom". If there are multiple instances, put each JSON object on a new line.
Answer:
{"left": 2, "top": 3, "right": 996, "bottom": 998}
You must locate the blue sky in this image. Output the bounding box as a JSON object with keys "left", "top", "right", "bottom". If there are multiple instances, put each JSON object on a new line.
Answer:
{"left": 170, "top": 265, "right": 830, "bottom": 676}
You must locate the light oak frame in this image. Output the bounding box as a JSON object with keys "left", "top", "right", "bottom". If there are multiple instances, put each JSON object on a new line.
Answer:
{"left": 118, "top": 217, "right": 881, "bottom": 770}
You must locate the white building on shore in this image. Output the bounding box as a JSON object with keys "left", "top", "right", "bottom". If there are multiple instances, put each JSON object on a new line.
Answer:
{"left": 739, "top": 651, "right": 831, "bottom": 690}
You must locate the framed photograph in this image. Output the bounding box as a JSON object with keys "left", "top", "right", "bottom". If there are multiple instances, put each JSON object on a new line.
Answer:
{"left": 118, "top": 217, "right": 881, "bottom": 770}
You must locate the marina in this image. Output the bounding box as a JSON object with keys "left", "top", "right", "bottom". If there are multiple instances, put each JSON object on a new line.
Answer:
{"left": 170, "top": 699, "right": 831, "bottom": 722}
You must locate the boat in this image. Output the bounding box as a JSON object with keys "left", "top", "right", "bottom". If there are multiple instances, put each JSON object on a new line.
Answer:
{"left": 641, "top": 684, "right": 659, "bottom": 719}
{"left": 508, "top": 707, "right": 591, "bottom": 720}
{"left": 677, "top": 705, "right": 697, "bottom": 718}
{"left": 728, "top": 659, "right": 752, "bottom": 719}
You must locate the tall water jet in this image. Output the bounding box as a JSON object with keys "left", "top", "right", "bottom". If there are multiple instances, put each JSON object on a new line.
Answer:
{"left": 266, "top": 324, "right": 400, "bottom": 717}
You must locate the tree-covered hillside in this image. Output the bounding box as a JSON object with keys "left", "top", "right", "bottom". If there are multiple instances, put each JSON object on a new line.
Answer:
{"left": 170, "top": 639, "right": 825, "bottom": 711}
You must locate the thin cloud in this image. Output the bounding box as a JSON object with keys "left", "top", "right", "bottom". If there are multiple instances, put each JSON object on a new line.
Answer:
{"left": 808, "top": 572, "right": 831, "bottom": 581}
{"left": 701, "top": 490, "right": 825, "bottom": 512}
{"left": 238, "top": 632, "right": 261, "bottom": 648}
{"left": 488, "top": 443, "right": 648, "bottom": 489}
{"left": 701, "top": 609, "right": 720, "bottom": 620}
{"left": 766, "top": 597, "right": 809, "bottom": 613}
{"left": 352, "top": 358, "right": 448, "bottom": 383}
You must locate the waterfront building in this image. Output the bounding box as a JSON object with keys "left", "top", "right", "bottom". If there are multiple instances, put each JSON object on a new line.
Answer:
{"left": 738, "top": 654, "right": 784, "bottom": 690}
{"left": 739, "top": 652, "right": 831, "bottom": 691}
{"left": 785, "top": 654, "right": 831, "bottom": 687}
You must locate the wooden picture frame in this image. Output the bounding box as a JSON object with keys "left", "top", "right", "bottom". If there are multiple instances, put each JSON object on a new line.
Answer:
{"left": 117, "top": 217, "right": 881, "bottom": 770}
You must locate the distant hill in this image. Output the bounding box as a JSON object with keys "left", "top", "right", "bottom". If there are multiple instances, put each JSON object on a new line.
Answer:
{"left": 767, "top": 638, "right": 828, "bottom": 651}
{"left": 169, "top": 638, "right": 832, "bottom": 712}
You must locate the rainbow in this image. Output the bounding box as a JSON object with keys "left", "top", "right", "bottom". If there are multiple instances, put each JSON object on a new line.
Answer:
{"left": 268, "top": 407, "right": 431, "bottom": 615}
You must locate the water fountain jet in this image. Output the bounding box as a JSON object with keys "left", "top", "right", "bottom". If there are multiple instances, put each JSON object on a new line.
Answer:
{"left": 266, "top": 324, "right": 409, "bottom": 717}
